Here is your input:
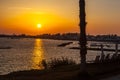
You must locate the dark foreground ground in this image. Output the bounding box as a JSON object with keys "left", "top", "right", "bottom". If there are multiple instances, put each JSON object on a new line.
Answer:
{"left": 1, "top": 63, "right": 120, "bottom": 80}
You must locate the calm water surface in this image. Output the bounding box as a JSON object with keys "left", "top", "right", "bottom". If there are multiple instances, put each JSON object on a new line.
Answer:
{"left": 0, "top": 38, "right": 118, "bottom": 75}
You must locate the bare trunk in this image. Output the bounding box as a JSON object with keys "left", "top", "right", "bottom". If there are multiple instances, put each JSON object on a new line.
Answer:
{"left": 79, "top": 0, "right": 87, "bottom": 72}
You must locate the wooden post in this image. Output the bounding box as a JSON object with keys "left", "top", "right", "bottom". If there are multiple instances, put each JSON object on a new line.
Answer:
{"left": 101, "top": 44, "right": 104, "bottom": 56}
{"left": 115, "top": 43, "right": 118, "bottom": 54}
{"left": 100, "top": 44, "right": 105, "bottom": 62}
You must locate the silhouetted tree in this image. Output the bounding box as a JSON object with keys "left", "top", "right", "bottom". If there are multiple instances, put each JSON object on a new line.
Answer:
{"left": 79, "top": 0, "right": 87, "bottom": 72}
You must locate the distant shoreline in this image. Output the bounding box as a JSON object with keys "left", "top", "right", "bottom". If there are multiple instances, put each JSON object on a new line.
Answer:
{"left": 0, "top": 33, "right": 120, "bottom": 43}
{"left": 0, "top": 36, "right": 120, "bottom": 44}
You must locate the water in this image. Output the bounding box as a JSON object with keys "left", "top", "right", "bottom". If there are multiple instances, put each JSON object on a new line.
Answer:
{"left": 0, "top": 38, "right": 118, "bottom": 75}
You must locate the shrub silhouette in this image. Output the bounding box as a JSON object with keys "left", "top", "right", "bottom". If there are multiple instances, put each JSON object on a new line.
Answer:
{"left": 41, "top": 57, "right": 76, "bottom": 69}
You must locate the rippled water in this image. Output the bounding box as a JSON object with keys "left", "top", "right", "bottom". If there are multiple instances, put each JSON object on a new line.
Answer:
{"left": 0, "top": 38, "right": 118, "bottom": 75}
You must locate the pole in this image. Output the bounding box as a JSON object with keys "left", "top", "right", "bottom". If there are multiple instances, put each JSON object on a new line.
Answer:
{"left": 79, "top": 0, "right": 87, "bottom": 72}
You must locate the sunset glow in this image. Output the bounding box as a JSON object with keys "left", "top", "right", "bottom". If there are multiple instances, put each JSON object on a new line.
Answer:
{"left": 0, "top": 0, "right": 120, "bottom": 35}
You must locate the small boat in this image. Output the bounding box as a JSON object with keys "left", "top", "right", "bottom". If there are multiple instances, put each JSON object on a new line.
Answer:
{"left": 58, "top": 42, "right": 73, "bottom": 47}
{"left": 0, "top": 47, "right": 12, "bottom": 49}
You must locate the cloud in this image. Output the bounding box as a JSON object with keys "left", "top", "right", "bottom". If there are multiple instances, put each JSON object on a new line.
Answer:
{"left": 8, "top": 7, "right": 32, "bottom": 10}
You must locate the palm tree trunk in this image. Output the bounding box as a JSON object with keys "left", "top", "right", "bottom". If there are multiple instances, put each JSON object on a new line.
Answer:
{"left": 79, "top": 0, "right": 87, "bottom": 72}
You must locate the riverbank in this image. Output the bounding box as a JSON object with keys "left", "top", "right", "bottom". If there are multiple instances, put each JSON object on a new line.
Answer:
{"left": 1, "top": 63, "right": 120, "bottom": 80}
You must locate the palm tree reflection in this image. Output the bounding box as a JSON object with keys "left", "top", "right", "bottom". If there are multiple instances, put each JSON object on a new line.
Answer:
{"left": 32, "top": 39, "right": 45, "bottom": 69}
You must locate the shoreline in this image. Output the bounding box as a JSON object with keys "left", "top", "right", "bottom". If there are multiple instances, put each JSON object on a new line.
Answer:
{"left": 1, "top": 64, "right": 120, "bottom": 80}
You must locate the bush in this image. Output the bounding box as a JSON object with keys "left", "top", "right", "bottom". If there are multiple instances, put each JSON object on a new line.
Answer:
{"left": 41, "top": 59, "right": 47, "bottom": 69}
{"left": 41, "top": 57, "right": 76, "bottom": 69}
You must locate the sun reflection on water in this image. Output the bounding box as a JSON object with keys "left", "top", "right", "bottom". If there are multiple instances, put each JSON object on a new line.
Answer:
{"left": 32, "top": 39, "right": 45, "bottom": 69}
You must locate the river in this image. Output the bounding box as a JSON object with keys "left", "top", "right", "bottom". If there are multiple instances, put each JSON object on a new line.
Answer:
{"left": 0, "top": 38, "right": 118, "bottom": 75}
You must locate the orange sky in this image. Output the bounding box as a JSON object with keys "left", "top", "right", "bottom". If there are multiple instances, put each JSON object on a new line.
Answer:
{"left": 0, "top": 0, "right": 120, "bottom": 35}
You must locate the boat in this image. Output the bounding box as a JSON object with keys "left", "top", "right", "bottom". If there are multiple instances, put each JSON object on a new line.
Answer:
{"left": 0, "top": 46, "right": 12, "bottom": 49}
{"left": 58, "top": 42, "right": 73, "bottom": 47}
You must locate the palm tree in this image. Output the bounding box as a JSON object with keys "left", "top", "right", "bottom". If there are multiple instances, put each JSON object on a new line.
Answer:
{"left": 79, "top": 0, "right": 87, "bottom": 72}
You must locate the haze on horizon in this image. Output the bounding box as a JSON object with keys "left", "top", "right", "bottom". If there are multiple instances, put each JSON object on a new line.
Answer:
{"left": 0, "top": 0, "right": 120, "bottom": 35}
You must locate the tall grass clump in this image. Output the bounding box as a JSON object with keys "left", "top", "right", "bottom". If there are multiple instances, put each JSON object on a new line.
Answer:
{"left": 41, "top": 57, "right": 76, "bottom": 69}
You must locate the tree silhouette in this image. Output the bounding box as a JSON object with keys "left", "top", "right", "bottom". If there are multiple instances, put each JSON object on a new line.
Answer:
{"left": 79, "top": 0, "right": 87, "bottom": 72}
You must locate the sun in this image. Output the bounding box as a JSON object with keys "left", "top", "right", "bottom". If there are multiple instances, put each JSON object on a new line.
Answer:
{"left": 37, "top": 24, "right": 42, "bottom": 28}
